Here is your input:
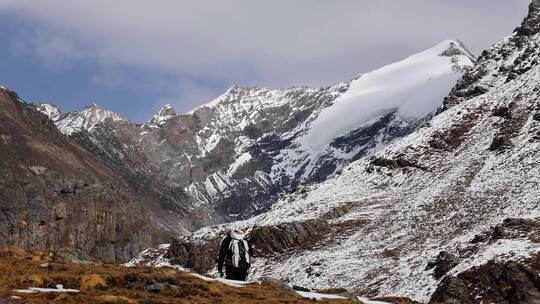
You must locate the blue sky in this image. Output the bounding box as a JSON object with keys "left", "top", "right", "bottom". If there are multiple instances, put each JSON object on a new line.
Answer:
{"left": 0, "top": 11, "right": 224, "bottom": 121}
{"left": 0, "top": 0, "right": 531, "bottom": 122}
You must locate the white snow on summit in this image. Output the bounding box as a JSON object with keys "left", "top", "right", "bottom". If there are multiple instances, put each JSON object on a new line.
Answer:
{"left": 185, "top": 85, "right": 239, "bottom": 114}
{"left": 35, "top": 103, "right": 61, "bottom": 121}
{"left": 303, "top": 40, "right": 474, "bottom": 150}
{"left": 37, "top": 102, "right": 128, "bottom": 135}
{"left": 271, "top": 39, "right": 475, "bottom": 183}
{"left": 145, "top": 104, "right": 177, "bottom": 128}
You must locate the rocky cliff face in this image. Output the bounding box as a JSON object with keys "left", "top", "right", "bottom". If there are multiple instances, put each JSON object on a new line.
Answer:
{"left": 36, "top": 40, "right": 474, "bottom": 223}
{"left": 154, "top": 1, "right": 540, "bottom": 302}
{"left": 429, "top": 218, "right": 540, "bottom": 304}
{"left": 0, "top": 88, "right": 188, "bottom": 261}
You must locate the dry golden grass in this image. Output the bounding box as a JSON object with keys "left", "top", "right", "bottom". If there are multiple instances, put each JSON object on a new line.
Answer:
{"left": 0, "top": 247, "right": 359, "bottom": 304}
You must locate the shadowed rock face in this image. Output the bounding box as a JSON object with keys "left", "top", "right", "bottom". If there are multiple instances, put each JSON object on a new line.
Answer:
{"left": 430, "top": 256, "right": 540, "bottom": 304}
{"left": 166, "top": 220, "right": 335, "bottom": 274}
{"left": 430, "top": 218, "right": 540, "bottom": 304}
{"left": 166, "top": 203, "right": 360, "bottom": 274}
{"left": 69, "top": 125, "right": 213, "bottom": 231}
{"left": 0, "top": 89, "right": 182, "bottom": 261}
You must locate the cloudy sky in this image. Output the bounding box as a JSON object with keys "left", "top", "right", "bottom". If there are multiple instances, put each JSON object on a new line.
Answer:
{"left": 0, "top": 0, "right": 531, "bottom": 121}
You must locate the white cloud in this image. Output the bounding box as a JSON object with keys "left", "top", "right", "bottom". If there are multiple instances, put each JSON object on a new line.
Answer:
{"left": 0, "top": 0, "right": 532, "bottom": 110}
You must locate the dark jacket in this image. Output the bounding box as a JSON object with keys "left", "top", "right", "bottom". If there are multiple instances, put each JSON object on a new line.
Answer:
{"left": 217, "top": 235, "right": 253, "bottom": 274}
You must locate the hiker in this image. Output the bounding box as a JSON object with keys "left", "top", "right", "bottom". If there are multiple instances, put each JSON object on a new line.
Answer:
{"left": 217, "top": 228, "right": 252, "bottom": 281}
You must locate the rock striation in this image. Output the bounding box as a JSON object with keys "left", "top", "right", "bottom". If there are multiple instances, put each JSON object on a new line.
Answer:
{"left": 0, "top": 88, "right": 186, "bottom": 261}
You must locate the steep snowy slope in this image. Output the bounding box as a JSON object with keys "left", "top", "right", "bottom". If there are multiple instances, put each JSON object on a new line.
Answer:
{"left": 272, "top": 40, "right": 475, "bottom": 185}
{"left": 46, "top": 103, "right": 128, "bottom": 135}
{"left": 36, "top": 40, "right": 474, "bottom": 223}
{"left": 158, "top": 1, "right": 540, "bottom": 302}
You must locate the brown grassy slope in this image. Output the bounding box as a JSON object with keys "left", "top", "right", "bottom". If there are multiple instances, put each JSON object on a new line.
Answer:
{"left": 0, "top": 247, "right": 361, "bottom": 304}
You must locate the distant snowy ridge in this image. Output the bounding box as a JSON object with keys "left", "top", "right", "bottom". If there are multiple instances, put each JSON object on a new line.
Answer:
{"left": 305, "top": 40, "right": 473, "bottom": 148}
{"left": 34, "top": 103, "right": 62, "bottom": 121}
{"left": 36, "top": 102, "right": 128, "bottom": 135}
{"left": 34, "top": 40, "right": 474, "bottom": 224}
{"left": 271, "top": 39, "right": 475, "bottom": 185}
{"left": 145, "top": 104, "right": 177, "bottom": 128}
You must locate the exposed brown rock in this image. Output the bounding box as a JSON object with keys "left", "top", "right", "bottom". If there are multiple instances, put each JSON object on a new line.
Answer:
{"left": 0, "top": 88, "right": 180, "bottom": 261}
{"left": 430, "top": 254, "right": 540, "bottom": 304}
{"left": 167, "top": 219, "right": 333, "bottom": 273}
{"left": 0, "top": 247, "right": 358, "bottom": 304}
{"left": 166, "top": 203, "right": 367, "bottom": 274}
{"left": 425, "top": 251, "right": 459, "bottom": 279}
{"left": 471, "top": 218, "right": 540, "bottom": 244}
{"left": 428, "top": 113, "right": 478, "bottom": 151}
{"left": 369, "top": 156, "right": 429, "bottom": 171}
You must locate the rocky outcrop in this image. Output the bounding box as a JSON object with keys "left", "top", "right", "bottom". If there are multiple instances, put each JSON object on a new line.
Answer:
{"left": 471, "top": 218, "right": 540, "bottom": 244}
{"left": 425, "top": 252, "right": 459, "bottom": 280}
{"left": 441, "top": 0, "right": 540, "bottom": 111}
{"left": 166, "top": 219, "right": 333, "bottom": 274}
{"left": 430, "top": 255, "right": 540, "bottom": 304}
{"left": 0, "top": 88, "right": 183, "bottom": 261}
{"left": 164, "top": 203, "right": 362, "bottom": 274}
{"left": 368, "top": 156, "right": 429, "bottom": 172}
{"left": 516, "top": 0, "right": 540, "bottom": 37}
{"left": 429, "top": 218, "right": 540, "bottom": 304}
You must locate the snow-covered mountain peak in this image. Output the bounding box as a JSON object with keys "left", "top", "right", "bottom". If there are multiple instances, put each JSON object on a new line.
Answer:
{"left": 186, "top": 82, "right": 344, "bottom": 116}
{"left": 161, "top": 103, "right": 174, "bottom": 110}
{"left": 268, "top": 40, "right": 476, "bottom": 185}
{"left": 85, "top": 102, "right": 100, "bottom": 109}
{"left": 35, "top": 103, "right": 62, "bottom": 121}
{"left": 77, "top": 103, "right": 126, "bottom": 129}
{"left": 436, "top": 39, "right": 476, "bottom": 60}
{"left": 185, "top": 85, "right": 240, "bottom": 114}
{"left": 155, "top": 104, "right": 176, "bottom": 118}
{"left": 145, "top": 104, "right": 177, "bottom": 128}
{"left": 305, "top": 40, "right": 474, "bottom": 148}
{"left": 35, "top": 102, "right": 127, "bottom": 135}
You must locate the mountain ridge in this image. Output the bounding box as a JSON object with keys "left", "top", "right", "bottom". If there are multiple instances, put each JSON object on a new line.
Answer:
{"left": 133, "top": 3, "right": 540, "bottom": 302}
{"left": 0, "top": 88, "right": 187, "bottom": 261}
{"left": 35, "top": 39, "right": 475, "bottom": 224}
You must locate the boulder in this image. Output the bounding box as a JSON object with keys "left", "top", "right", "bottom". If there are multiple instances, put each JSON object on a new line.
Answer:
{"left": 80, "top": 274, "right": 107, "bottom": 291}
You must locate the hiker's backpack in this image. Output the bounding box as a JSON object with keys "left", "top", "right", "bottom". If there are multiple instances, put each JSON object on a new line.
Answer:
{"left": 229, "top": 238, "right": 250, "bottom": 271}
